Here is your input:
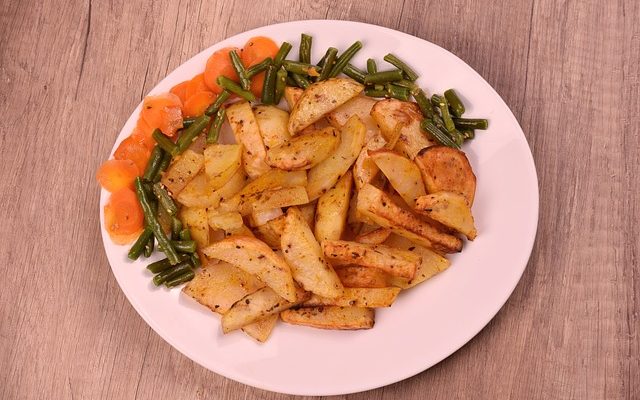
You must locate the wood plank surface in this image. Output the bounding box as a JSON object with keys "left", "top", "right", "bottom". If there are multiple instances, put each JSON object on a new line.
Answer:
{"left": 0, "top": 0, "right": 637, "bottom": 399}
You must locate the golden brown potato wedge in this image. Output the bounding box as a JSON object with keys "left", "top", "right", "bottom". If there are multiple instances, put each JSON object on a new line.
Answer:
{"left": 241, "top": 314, "right": 278, "bottom": 343}
{"left": 414, "top": 146, "right": 477, "bottom": 206}
{"left": 306, "top": 115, "right": 365, "bottom": 200}
{"left": 248, "top": 186, "right": 309, "bottom": 214}
{"left": 326, "top": 96, "right": 381, "bottom": 143}
{"left": 226, "top": 170, "right": 307, "bottom": 214}
{"left": 179, "top": 207, "right": 209, "bottom": 250}
{"left": 370, "top": 99, "right": 435, "bottom": 159}
{"left": 253, "top": 105, "right": 290, "bottom": 150}
{"left": 303, "top": 287, "right": 400, "bottom": 308}
{"left": 226, "top": 101, "right": 270, "bottom": 178}
{"left": 355, "top": 227, "right": 391, "bottom": 245}
{"left": 176, "top": 171, "right": 216, "bottom": 208}
{"left": 288, "top": 78, "right": 364, "bottom": 134}
{"left": 249, "top": 208, "right": 284, "bottom": 227}
{"left": 203, "top": 236, "right": 297, "bottom": 301}
{"left": 161, "top": 149, "right": 204, "bottom": 195}
{"left": 356, "top": 184, "right": 463, "bottom": 253}
{"left": 369, "top": 149, "right": 426, "bottom": 208}
{"left": 334, "top": 265, "right": 391, "bottom": 288}
{"left": 314, "top": 171, "right": 353, "bottom": 242}
{"left": 298, "top": 200, "right": 317, "bottom": 230}
{"left": 203, "top": 144, "right": 242, "bottom": 190}
{"left": 280, "top": 306, "right": 374, "bottom": 330}
{"left": 281, "top": 207, "right": 344, "bottom": 298}
{"left": 221, "top": 286, "right": 310, "bottom": 332}
{"left": 207, "top": 210, "right": 244, "bottom": 232}
{"left": 384, "top": 234, "right": 450, "bottom": 289}
{"left": 266, "top": 127, "right": 340, "bottom": 170}
{"left": 182, "top": 261, "right": 265, "bottom": 314}
{"left": 283, "top": 86, "right": 304, "bottom": 110}
{"left": 414, "top": 192, "right": 477, "bottom": 240}
{"left": 323, "top": 240, "right": 419, "bottom": 279}
{"left": 352, "top": 131, "right": 387, "bottom": 190}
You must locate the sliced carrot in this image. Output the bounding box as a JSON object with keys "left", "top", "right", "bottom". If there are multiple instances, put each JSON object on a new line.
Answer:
{"left": 104, "top": 188, "right": 144, "bottom": 244}
{"left": 114, "top": 136, "right": 152, "bottom": 174}
{"left": 183, "top": 91, "right": 216, "bottom": 118}
{"left": 241, "top": 36, "right": 279, "bottom": 68}
{"left": 130, "top": 118, "right": 156, "bottom": 150}
{"left": 185, "top": 73, "right": 210, "bottom": 100}
{"left": 170, "top": 80, "right": 190, "bottom": 104}
{"left": 96, "top": 159, "right": 140, "bottom": 192}
{"left": 204, "top": 47, "right": 240, "bottom": 93}
{"left": 249, "top": 71, "right": 267, "bottom": 98}
{"left": 140, "top": 93, "right": 183, "bottom": 137}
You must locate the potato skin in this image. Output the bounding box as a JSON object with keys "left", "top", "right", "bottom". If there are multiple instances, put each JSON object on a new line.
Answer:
{"left": 414, "top": 146, "right": 477, "bottom": 206}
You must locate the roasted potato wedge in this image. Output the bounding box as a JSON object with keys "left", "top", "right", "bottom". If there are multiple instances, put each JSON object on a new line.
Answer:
{"left": 226, "top": 101, "right": 270, "bottom": 178}
{"left": 314, "top": 171, "right": 352, "bottom": 242}
{"left": 303, "top": 287, "right": 400, "bottom": 308}
{"left": 355, "top": 227, "right": 391, "bottom": 244}
{"left": 266, "top": 127, "right": 340, "bottom": 170}
{"left": 356, "top": 184, "right": 463, "bottom": 253}
{"left": 283, "top": 86, "right": 303, "bottom": 110}
{"left": 253, "top": 105, "right": 290, "bottom": 150}
{"left": 227, "top": 170, "right": 307, "bottom": 214}
{"left": 323, "top": 240, "right": 419, "bottom": 279}
{"left": 207, "top": 210, "right": 244, "bottom": 232}
{"left": 288, "top": 78, "right": 364, "bottom": 134}
{"left": 176, "top": 171, "right": 216, "bottom": 208}
{"left": 183, "top": 261, "right": 265, "bottom": 314}
{"left": 161, "top": 149, "right": 204, "bottom": 195}
{"left": 203, "top": 144, "right": 242, "bottom": 190}
{"left": 248, "top": 186, "right": 309, "bottom": 214}
{"left": 203, "top": 236, "right": 297, "bottom": 301}
{"left": 249, "top": 208, "right": 284, "bottom": 227}
{"left": 307, "top": 115, "right": 365, "bottom": 200}
{"left": 281, "top": 306, "right": 374, "bottom": 330}
{"left": 415, "top": 192, "right": 477, "bottom": 240}
{"left": 369, "top": 149, "right": 426, "bottom": 208}
{"left": 334, "top": 265, "right": 391, "bottom": 288}
{"left": 384, "top": 234, "right": 450, "bottom": 289}
{"left": 327, "top": 96, "right": 381, "bottom": 143}
{"left": 352, "top": 133, "right": 387, "bottom": 190}
{"left": 370, "top": 99, "right": 435, "bottom": 159}
{"left": 179, "top": 207, "right": 209, "bottom": 250}
{"left": 221, "top": 286, "right": 309, "bottom": 333}
{"left": 281, "top": 207, "right": 344, "bottom": 298}
{"left": 414, "top": 146, "right": 477, "bottom": 206}
{"left": 241, "top": 315, "right": 278, "bottom": 343}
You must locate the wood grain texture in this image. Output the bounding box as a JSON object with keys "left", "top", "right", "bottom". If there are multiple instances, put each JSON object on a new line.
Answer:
{"left": 0, "top": 0, "right": 637, "bottom": 399}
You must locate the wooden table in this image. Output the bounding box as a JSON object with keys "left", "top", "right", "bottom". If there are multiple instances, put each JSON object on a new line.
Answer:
{"left": 1, "top": 0, "right": 638, "bottom": 398}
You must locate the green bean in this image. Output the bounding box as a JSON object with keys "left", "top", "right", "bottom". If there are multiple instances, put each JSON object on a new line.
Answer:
{"left": 143, "top": 146, "right": 164, "bottom": 182}
{"left": 205, "top": 90, "right": 230, "bottom": 116}
{"left": 179, "top": 228, "right": 191, "bottom": 241}
{"left": 128, "top": 227, "right": 153, "bottom": 260}
{"left": 383, "top": 53, "right": 419, "bottom": 81}
{"left": 153, "top": 152, "right": 172, "bottom": 183}
{"left": 365, "top": 87, "right": 387, "bottom": 97}
{"left": 182, "top": 117, "right": 196, "bottom": 128}
{"left": 432, "top": 94, "right": 456, "bottom": 132}
{"left": 291, "top": 73, "right": 310, "bottom": 89}
{"left": 165, "top": 269, "right": 195, "bottom": 287}
{"left": 285, "top": 75, "right": 298, "bottom": 87}
{"left": 275, "top": 67, "right": 287, "bottom": 103}
{"left": 261, "top": 65, "right": 277, "bottom": 104}
{"left": 171, "top": 216, "right": 183, "bottom": 239}
{"left": 413, "top": 89, "right": 434, "bottom": 119}
{"left": 175, "top": 115, "right": 210, "bottom": 154}
{"left": 152, "top": 129, "right": 177, "bottom": 155}
{"left": 393, "top": 79, "right": 418, "bottom": 91}
{"left": 367, "top": 58, "right": 377, "bottom": 74}
{"left": 152, "top": 183, "right": 178, "bottom": 216}
{"left": 171, "top": 240, "right": 196, "bottom": 253}
{"left": 283, "top": 60, "right": 321, "bottom": 77}
{"left": 190, "top": 252, "right": 201, "bottom": 268}
{"left": 246, "top": 57, "right": 272, "bottom": 78}
{"left": 207, "top": 107, "right": 225, "bottom": 144}
{"left": 364, "top": 69, "right": 404, "bottom": 85}
{"left": 449, "top": 129, "right": 465, "bottom": 147}
{"left": 452, "top": 118, "right": 489, "bottom": 130}
{"left": 229, "top": 50, "right": 251, "bottom": 91}
{"left": 420, "top": 120, "right": 459, "bottom": 148}
{"left": 444, "top": 89, "right": 465, "bottom": 117}
{"left": 317, "top": 51, "right": 328, "bottom": 68}
{"left": 299, "top": 34, "right": 312, "bottom": 64}
{"left": 318, "top": 48, "right": 338, "bottom": 81}
{"left": 216, "top": 76, "right": 255, "bottom": 102}
{"left": 329, "top": 41, "right": 363, "bottom": 78}
{"left": 143, "top": 235, "right": 155, "bottom": 258}
{"left": 343, "top": 63, "right": 366, "bottom": 83}
{"left": 274, "top": 42, "right": 292, "bottom": 68}
{"left": 134, "top": 177, "right": 180, "bottom": 265}
{"left": 386, "top": 84, "right": 410, "bottom": 101}
{"left": 152, "top": 261, "right": 192, "bottom": 286}
{"left": 147, "top": 255, "right": 189, "bottom": 274}
{"left": 461, "top": 129, "right": 475, "bottom": 140}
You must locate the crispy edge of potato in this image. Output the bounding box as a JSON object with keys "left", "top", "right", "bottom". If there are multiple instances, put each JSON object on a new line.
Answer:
{"left": 266, "top": 127, "right": 340, "bottom": 170}
{"left": 226, "top": 101, "right": 271, "bottom": 178}
{"left": 355, "top": 227, "right": 392, "bottom": 244}
{"left": 369, "top": 148, "right": 426, "bottom": 208}
{"left": 415, "top": 192, "right": 477, "bottom": 240}
{"left": 248, "top": 186, "right": 310, "bottom": 214}
{"left": 414, "top": 145, "right": 477, "bottom": 206}
{"left": 249, "top": 208, "right": 284, "bottom": 227}
{"left": 314, "top": 170, "right": 353, "bottom": 242}
{"left": 334, "top": 265, "right": 392, "bottom": 288}
{"left": 281, "top": 207, "right": 344, "bottom": 298}
{"left": 161, "top": 149, "right": 205, "bottom": 195}
{"left": 303, "top": 287, "right": 400, "bottom": 308}
{"left": 384, "top": 234, "right": 451, "bottom": 289}
{"left": 280, "top": 306, "right": 374, "bottom": 330}
{"left": 241, "top": 314, "right": 278, "bottom": 343}
{"left": 356, "top": 184, "right": 463, "bottom": 253}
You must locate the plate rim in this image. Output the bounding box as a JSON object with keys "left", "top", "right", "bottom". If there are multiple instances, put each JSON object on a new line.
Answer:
{"left": 99, "top": 19, "right": 539, "bottom": 396}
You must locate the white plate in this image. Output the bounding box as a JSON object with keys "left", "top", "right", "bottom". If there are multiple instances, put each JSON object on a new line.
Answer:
{"left": 100, "top": 20, "right": 538, "bottom": 396}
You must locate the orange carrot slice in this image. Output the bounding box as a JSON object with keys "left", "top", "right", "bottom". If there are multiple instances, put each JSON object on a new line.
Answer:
{"left": 204, "top": 47, "right": 240, "bottom": 94}
{"left": 96, "top": 159, "right": 140, "bottom": 192}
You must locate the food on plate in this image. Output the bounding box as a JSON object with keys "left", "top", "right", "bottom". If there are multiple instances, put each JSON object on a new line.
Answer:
{"left": 98, "top": 33, "right": 489, "bottom": 341}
